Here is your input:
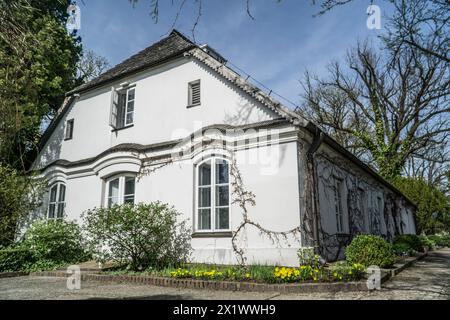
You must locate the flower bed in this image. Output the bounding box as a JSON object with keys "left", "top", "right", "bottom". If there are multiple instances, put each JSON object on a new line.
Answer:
{"left": 102, "top": 262, "right": 367, "bottom": 284}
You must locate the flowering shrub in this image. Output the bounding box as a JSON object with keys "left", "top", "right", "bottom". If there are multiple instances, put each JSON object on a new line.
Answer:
{"left": 168, "top": 264, "right": 366, "bottom": 283}
{"left": 329, "top": 262, "right": 366, "bottom": 281}
{"left": 273, "top": 266, "right": 325, "bottom": 283}
{"left": 297, "top": 247, "right": 322, "bottom": 269}
{"left": 83, "top": 202, "right": 191, "bottom": 271}
{"left": 273, "top": 267, "right": 301, "bottom": 282}
{"left": 169, "top": 267, "right": 252, "bottom": 281}
{"left": 170, "top": 269, "right": 225, "bottom": 280}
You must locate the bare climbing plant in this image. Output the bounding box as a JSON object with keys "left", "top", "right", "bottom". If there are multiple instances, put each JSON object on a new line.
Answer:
{"left": 229, "top": 157, "right": 302, "bottom": 268}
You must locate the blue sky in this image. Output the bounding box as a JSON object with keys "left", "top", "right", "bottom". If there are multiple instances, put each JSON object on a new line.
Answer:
{"left": 76, "top": 0, "right": 392, "bottom": 108}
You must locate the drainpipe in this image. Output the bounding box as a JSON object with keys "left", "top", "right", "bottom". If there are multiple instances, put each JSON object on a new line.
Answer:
{"left": 306, "top": 125, "right": 324, "bottom": 255}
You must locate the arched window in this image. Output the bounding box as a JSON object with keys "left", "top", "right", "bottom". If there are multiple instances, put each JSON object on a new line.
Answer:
{"left": 196, "top": 158, "right": 230, "bottom": 231}
{"left": 48, "top": 183, "right": 66, "bottom": 219}
{"left": 105, "top": 174, "right": 135, "bottom": 208}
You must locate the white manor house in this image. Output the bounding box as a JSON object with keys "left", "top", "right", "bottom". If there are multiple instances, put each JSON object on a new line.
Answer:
{"left": 30, "top": 30, "right": 417, "bottom": 265}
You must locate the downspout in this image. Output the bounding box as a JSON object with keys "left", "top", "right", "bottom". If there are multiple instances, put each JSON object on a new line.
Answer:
{"left": 306, "top": 125, "right": 324, "bottom": 255}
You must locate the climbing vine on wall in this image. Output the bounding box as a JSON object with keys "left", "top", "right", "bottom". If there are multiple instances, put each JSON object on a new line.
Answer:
{"left": 229, "top": 157, "right": 302, "bottom": 268}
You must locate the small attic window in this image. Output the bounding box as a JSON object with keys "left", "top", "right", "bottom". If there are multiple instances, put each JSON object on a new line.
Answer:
{"left": 65, "top": 119, "right": 74, "bottom": 140}
{"left": 188, "top": 80, "right": 201, "bottom": 107}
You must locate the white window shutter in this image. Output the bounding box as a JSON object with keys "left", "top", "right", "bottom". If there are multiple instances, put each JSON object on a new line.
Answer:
{"left": 110, "top": 87, "right": 118, "bottom": 128}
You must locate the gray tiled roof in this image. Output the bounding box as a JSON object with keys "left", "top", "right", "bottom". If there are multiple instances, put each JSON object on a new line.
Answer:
{"left": 67, "top": 30, "right": 196, "bottom": 95}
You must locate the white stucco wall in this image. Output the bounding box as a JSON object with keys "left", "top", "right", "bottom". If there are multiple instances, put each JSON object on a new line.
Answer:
{"left": 33, "top": 57, "right": 278, "bottom": 170}
{"left": 35, "top": 140, "right": 302, "bottom": 266}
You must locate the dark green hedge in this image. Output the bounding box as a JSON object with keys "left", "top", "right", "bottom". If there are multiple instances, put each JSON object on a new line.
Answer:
{"left": 394, "top": 234, "right": 424, "bottom": 252}
{"left": 0, "top": 247, "right": 34, "bottom": 272}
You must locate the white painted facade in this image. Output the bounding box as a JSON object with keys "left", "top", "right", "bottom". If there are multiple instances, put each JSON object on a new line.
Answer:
{"left": 31, "top": 36, "right": 417, "bottom": 266}
{"left": 32, "top": 55, "right": 304, "bottom": 266}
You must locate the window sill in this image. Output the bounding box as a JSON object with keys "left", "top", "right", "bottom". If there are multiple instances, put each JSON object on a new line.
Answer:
{"left": 187, "top": 103, "right": 201, "bottom": 109}
{"left": 111, "top": 124, "right": 134, "bottom": 132}
{"left": 192, "top": 231, "right": 232, "bottom": 238}
{"left": 64, "top": 137, "right": 73, "bottom": 141}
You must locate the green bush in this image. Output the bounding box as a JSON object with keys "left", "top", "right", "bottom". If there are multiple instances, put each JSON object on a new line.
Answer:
{"left": 419, "top": 234, "right": 435, "bottom": 250}
{"left": 0, "top": 165, "right": 45, "bottom": 247}
{"left": 83, "top": 202, "right": 192, "bottom": 271}
{"left": 394, "top": 234, "right": 424, "bottom": 252}
{"left": 393, "top": 177, "right": 450, "bottom": 234}
{"left": 345, "top": 235, "right": 396, "bottom": 268}
{"left": 428, "top": 233, "right": 450, "bottom": 247}
{"left": 392, "top": 243, "right": 415, "bottom": 256}
{"left": 22, "top": 219, "right": 90, "bottom": 264}
{"left": 0, "top": 247, "right": 34, "bottom": 272}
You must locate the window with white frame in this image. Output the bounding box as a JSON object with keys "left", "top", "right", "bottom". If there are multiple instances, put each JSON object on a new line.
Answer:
{"left": 105, "top": 175, "right": 135, "bottom": 208}
{"left": 188, "top": 80, "right": 201, "bottom": 107}
{"left": 333, "top": 178, "right": 345, "bottom": 233}
{"left": 110, "top": 86, "right": 135, "bottom": 129}
{"left": 197, "top": 158, "right": 230, "bottom": 231}
{"left": 48, "top": 183, "right": 66, "bottom": 219}
{"left": 65, "top": 119, "right": 74, "bottom": 140}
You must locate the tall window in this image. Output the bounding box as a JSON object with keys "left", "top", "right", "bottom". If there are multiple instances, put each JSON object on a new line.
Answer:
{"left": 197, "top": 158, "right": 230, "bottom": 231}
{"left": 333, "top": 178, "right": 345, "bottom": 233}
{"left": 111, "top": 87, "right": 135, "bottom": 129}
{"left": 358, "top": 188, "right": 368, "bottom": 231}
{"left": 65, "top": 119, "right": 74, "bottom": 140}
{"left": 188, "top": 80, "right": 201, "bottom": 107}
{"left": 377, "top": 196, "right": 386, "bottom": 233}
{"left": 106, "top": 175, "right": 135, "bottom": 208}
{"left": 48, "top": 183, "right": 66, "bottom": 219}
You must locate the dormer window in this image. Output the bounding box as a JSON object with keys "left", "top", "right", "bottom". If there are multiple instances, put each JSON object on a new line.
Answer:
{"left": 110, "top": 86, "right": 135, "bottom": 129}
{"left": 188, "top": 80, "right": 201, "bottom": 107}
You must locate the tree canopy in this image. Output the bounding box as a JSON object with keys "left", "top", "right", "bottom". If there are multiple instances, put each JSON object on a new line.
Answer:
{"left": 0, "top": 0, "right": 82, "bottom": 170}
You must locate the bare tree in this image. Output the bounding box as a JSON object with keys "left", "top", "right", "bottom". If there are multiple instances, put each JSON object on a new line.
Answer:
{"left": 313, "top": 0, "right": 449, "bottom": 63}
{"left": 302, "top": 42, "right": 449, "bottom": 180}
{"left": 300, "top": 72, "right": 371, "bottom": 160}
{"left": 127, "top": 0, "right": 283, "bottom": 39}
{"left": 77, "top": 50, "right": 110, "bottom": 83}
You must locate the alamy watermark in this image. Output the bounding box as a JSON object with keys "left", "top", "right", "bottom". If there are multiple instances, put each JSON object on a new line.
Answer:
{"left": 167, "top": 121, "right": 283, "bottom": 176}
{"left": 66, "top": 265, "right": 81, "bottom": 290}
{"left": 366, "top": 265, "right": 382, "bottom": 290}
{"left": 367, "top": 5, "right": 381, "bottom": 30}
